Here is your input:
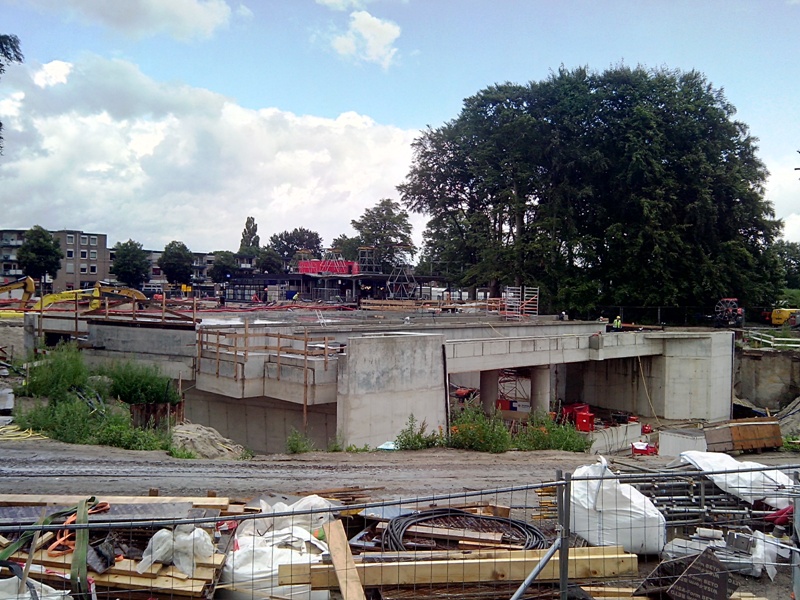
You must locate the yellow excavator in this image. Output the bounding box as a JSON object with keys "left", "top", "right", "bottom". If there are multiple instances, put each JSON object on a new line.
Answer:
{"left": 0, "top": 276, "right": 36, "bottom": 310}
{"left": 30, "top": 283, "right": 147, "bottom": 311}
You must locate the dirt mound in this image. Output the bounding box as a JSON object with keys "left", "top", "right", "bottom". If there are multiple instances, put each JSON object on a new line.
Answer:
{"left": 170, "top": 423, "right": 246, "bottom": 459}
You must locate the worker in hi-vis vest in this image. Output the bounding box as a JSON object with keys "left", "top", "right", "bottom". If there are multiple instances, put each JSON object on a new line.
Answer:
{"left": 612, "top": 315, "right": 622, "bottom": 331}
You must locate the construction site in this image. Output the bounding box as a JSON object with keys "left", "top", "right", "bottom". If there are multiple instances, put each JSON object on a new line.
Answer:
{"left": 2, "top": 258, "right": 800, "bottom": 600}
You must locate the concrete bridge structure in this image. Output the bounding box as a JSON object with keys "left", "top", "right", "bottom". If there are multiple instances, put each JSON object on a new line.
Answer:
{"left": 25, "top": 312, "right": 734, "bottom": 453}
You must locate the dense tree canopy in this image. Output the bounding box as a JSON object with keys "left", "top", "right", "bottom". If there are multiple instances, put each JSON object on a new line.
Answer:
{"left": 350, "top": 199, "right": 415, "bottom": 271}
{"left": 0, "top": 34, "right": 23, "bottom": 154}
{"left": 110, "top": 239, "right": 150, "bottom": 288}
{"left": 331, "top": 234, "right": 363, "bottom": 262}
{"left": 255, "top": 247, "right": 284, "bottom": 274}
{"left": 208, "top": 250, "right": 237, "bottom": 283}
{"left": 268, "top": 228, "right": 323, "bottom": 263}
{"left": 774, "top": 240, "right": 800, "bottom": 290}
{"left": 18, "top": 225, "right": 63, "bottom": 281}
{"left": 399, "top": 65, "right": 783, "bottom": 309}
{"left": 158, "top": 241, "right": 193, "bottom": 285}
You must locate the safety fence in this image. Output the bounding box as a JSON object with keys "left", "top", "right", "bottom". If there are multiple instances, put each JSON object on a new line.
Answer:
{"left": 0, "top": 460, "right": 796, "bottom": 600}
{"left": 743, "top": 330, "right": 800, "bottom": 349}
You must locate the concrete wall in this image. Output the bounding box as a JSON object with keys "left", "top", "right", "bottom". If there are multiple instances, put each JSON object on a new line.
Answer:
{"left": 736, "top": 349, "right": 800, "bottom": 410}
{"left": 184, "top": 389, "right": 336, "bottom": 454}
{"left": 337, "top": 333, "right": 446, "bottom": 448}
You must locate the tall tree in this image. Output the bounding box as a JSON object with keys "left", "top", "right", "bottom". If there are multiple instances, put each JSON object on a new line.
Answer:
{"left": 0, "top": 34, "right": 23, "bottom": 154}
{"left": 774, "top": 240, "right": 800, "bottom": 290}
{"left": 268, "top": 228, "right": 323, "bottom": 263}
{"left": 399, "top": 65, "right": 783, "bottom": 310}
{"left": 17, "top": 226, "right": 63, "bottom": 286}
{"left": 331, "top": 234, "right": 363, "bottom": 262}
{"left": 238, "top": 216, "right": 260, "bottom": 257}
{"left": 158, "top": 241, "right": 193, "bottom": 285}
{"left": 110, "top": 239, "right": 150, "bottom": 288}
{"left": 207, "top": 250, "right": 238, "bottom": 283}
{"left": 255, "top": 247, "right": 284, "bottom": 274}
{"left": 350, "top": 199, "right": 415, "bottom": 272}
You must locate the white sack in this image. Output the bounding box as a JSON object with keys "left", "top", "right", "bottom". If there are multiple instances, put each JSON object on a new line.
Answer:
{"left": 571, "top": 456, "right": 666, "bottom": 554}
{"left": 236, "top": 495, "right": 336, "bottom": 537}
{"left": 0, "top": 576, "right": 71, "bottom": 600}
{"left": 678, "top": 451, "right": 794, "bottom": 509}
{"left": 136, "top": 526, "right": 215, "bottom": 576}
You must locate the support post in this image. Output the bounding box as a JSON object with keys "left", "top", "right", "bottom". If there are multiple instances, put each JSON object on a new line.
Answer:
{"left": 560, "top": 472, "right": 572, "bottom": 600}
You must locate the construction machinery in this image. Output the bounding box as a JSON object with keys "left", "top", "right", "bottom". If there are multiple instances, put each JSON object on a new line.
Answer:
{"left": 713, "top": 298, "right": 744, "bottom": 328}
{"left": 30, "top": 283, "right": 146, "bottom": 311}
{"left": 0, "top": 276, "right": 36, "bottom": 309}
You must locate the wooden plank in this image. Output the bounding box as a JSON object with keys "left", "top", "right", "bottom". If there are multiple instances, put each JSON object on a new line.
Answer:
{"left": 323, "top": 520, "right": 366, "bottom": 600}
{"left": 10, "top": 550, "right": 162, "bottom": 578}
{"left": 279, "top": 547, "right": 637, "bottom": 588}
{"left": 0, "top": 494, "right": 230, "bottom": 510}
{"left": 374, "top": 522, "right": 504, "bottom": 544}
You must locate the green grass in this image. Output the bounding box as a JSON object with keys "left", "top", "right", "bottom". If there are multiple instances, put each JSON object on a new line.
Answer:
{"left": 26, "top": 343, "right": 89, "bottom": 402}
{"left": 100, "top": 361, "right": 181, "bottom": 405}
{"left": 513, "top": 412, "right": 591, "bottom": 452}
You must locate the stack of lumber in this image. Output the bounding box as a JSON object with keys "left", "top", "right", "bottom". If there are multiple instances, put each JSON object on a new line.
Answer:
{"left": 279, "top": 545, "right": 639, "bottom": 589}
{"left": 582, "top": 587, "right": 768, "bottom": 600}
{"left": 704, "top": 417, "right": 783, "bottom": 452}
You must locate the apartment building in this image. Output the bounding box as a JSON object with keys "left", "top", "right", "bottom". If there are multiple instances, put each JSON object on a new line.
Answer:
{"left": 0, "top": 229, "right": 26, "bottom": 282}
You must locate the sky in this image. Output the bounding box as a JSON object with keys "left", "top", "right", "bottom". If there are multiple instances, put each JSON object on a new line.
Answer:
{"left": 1, "top": 0, "right": 799, "bottom": 254}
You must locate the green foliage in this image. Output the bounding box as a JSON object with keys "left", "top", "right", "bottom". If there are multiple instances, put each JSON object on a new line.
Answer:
{"left": 779, "top": 288, "right": 800, "bottom": 308}
{"left": 167, "top": 446, "right": 198, "bottom": 459}
{"left": 327, "top": 435, "right": 344, "bottom": 452}
{"left": 512, "top": 412, "right": 591, "bottom": 452}
{"left": 331, "top": 234, "right": 363, "bottom": 262}
{"left": 286, "top": 428, "right": 315, "bottom": 454}
{"left": 269, "top": 228, "right": 323, "bottom": 263}
{"left": 449, "top": 405, "right": 512, "bottom": 453}
{"left": 26, "top": 343, "right": 88, "bottom": 402}
{"left": 783, "top": 437, "right": 800, "bottom": 452}
{"left": 238, "top": 447, "right": 255, "bottom": 460}
{"left": 239, "top": 216, "right": 261, "bottom": 254}
{"left": 400, "top": 65, "right": 783, "bottom": 310}
{"left": 351, "top": 199, "right": 415, "bottom": 271}
{"left": 17, "top": 225, "right": 64, "bottom": 281}
{"left": 15, "top": 397, "right": 169, "bottom": 450}
{"left": 208, "top": 250, "right": 238, "bottom": 283}
{"left": 346, "top": 443, "right": 372, "bottom": 453}
{"left": 394, "top": 414, "right": 439, "bottom": 450}
{"left": 110, "top": 239, "right": 150, "bottom": 288}
{"left": 157, "top": 240, "right": 194, "bottom": 285}
{"left": 102, "top": 361, "right": 181, "bottom": 405}
{"left": 0, "top": 34, "right": 24, "bottom": 153}
{"left": 255, "top": 246, "right": 284, "bottom": 274}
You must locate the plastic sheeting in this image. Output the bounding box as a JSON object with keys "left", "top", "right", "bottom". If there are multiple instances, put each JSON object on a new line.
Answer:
{"left": 571, "top": 456, "right": 666, "bottom": 555}
{"left": 677, "top": 451, "right": 794, "bottom": 509}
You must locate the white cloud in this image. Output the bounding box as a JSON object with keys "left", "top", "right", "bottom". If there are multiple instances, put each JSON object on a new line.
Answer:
{"left": 0, "top": 55, "right": 418, "bottom": 253}
{"left": 316, "top": 0, "right": 369, "bottom": 10}
{"left": 764, "top": 153, "right": 800, "bottom": 243}
{"left": 24, "top": 0, "right": 232, "bottom": 40}
{"left": 331, "top": 10, "right": 400, "bottom": 69}
{"left": 235, "top": 3, "right": 253, "bottom": 19}
{"left": 32, "top": 61, "right": 73, "bottom": 88}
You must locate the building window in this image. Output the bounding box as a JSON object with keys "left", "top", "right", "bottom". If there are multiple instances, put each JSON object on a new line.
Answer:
{"left": 90, "top": 265, "right": 97, "bottom": 274}
{"left": 90, "top": 236, "right": 97, "bottom": 246}
{"left": 89, "top": 250, "right": 97, "bottom": 259}
{"left": 66, "top": 234, "right": 74, "bottom": 245}
{"left": 152, "top": 267, "right": 162, "bottom": 276}
{"left": 80, "top": 263, "right": 88, "bottom": 274}
{"left": 80, "top": 235, "right": 88, "bottom": 245}
{"left": 66, "top": 249, "right": 74, "bottom": 259}
{"left": 66, "top": 263, "right": 74, "bottom": 274}
{"left": 80, "top": 250, "right": 87, "bottom": 259}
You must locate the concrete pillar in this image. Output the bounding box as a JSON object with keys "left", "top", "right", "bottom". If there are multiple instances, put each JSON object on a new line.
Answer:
{"left": 530, "top": 365, "right": 551, "bottom": 414}
{"left": 480, "top": 369, "right": 500, "bottom": 412}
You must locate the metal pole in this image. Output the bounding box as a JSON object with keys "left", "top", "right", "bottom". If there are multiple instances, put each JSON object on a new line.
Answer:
{"left": 509, "top": 537, "right": 561, "bottom": 600}
{"left": 793, "top": 471, "right": 800, "bottom": 600}
{"left": 560, "top": 472, "right": 571, "bottom": 600}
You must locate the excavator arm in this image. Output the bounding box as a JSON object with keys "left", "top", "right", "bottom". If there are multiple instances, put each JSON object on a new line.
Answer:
{"left": 0, "top": 276, "right": 36, "bottom": 309}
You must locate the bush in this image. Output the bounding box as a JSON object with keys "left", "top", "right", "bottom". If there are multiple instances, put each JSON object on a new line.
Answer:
{"left": 448, "top": 405, "right": 512, "bottom": 453}
{"left": 25, "top": 343, "right": 89, "bottom": 402}
{"left": 15, "top": 397, "right": 169, "bottom": 451}
{"left": 286, "top": 428, "right": 315, "bottom": 454}
{"left": 395, "top": 414, "right": 439, "bottom": 450}
{"left": 102, "top": 362, "right": 181, "bottom": 405}
{"left": 513, "top": 412, "right": 591, "bottom": 452}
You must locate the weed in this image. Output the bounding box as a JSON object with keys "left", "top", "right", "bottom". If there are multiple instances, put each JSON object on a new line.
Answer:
{"left": 783, "top": 437, "right": 800, "bottom": 452}
{"left": 238, "top": 448, "right": 255, "bottom": 460}
{"left": 327, "top": 435, "right": 344, "bottom": 452}
{"left": 395, "top": 414, "right": 439, "bottom": 450}
{"left": 286, "top": 428, "right": 315, "bottom": 454}
{"left": 345, "top": 444, "right": 371, "bottom": 453}
{"left": 448, "top": 405, "right": 511, "bottom": 453}
{"left": 25, "top": 343, "right": 89, "bottom": 402}
{"left": 513, "top": 412, "right": 590, "bottom": 452}
{"left": 101, "top": 361, "right": 181, "bottom": 405}
{"left": 167, "top": 446, "right": 198, "bottom": 459}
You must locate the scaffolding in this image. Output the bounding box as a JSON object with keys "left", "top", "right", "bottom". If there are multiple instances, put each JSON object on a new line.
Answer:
{"left": 504, "top": 286, "right": 540, "bottom": 321}
{"left": 319, "top": 248, "right": 347, "bottom": 275}
{"left": 358, "top": 246, "right": 380, "bottom": 274}
{"left": 387, "top": 246, "right": 418, "bottom": 299}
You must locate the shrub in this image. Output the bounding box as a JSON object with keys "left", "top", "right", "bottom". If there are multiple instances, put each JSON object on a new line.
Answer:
{"left": 395, "top": 414, "right": 439, "bottom": 450}
{"left": 286, "top": 428, "right": 315, "bottom": 454}
{"left": 102, "top": 361, "right": 181, "bottom": 405}
{"left": 25, "top": 343, "right": 88, "bottom": 402}
{"left": 513, "top": 412, "right": 591, "bottom": 452}
{"left": 448, "top": 405, "right": 511, "bottom": 453}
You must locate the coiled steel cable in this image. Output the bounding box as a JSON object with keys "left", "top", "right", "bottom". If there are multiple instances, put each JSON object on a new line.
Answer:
{"left": 380, "top": 507, "right": 548, "bottom": 551}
